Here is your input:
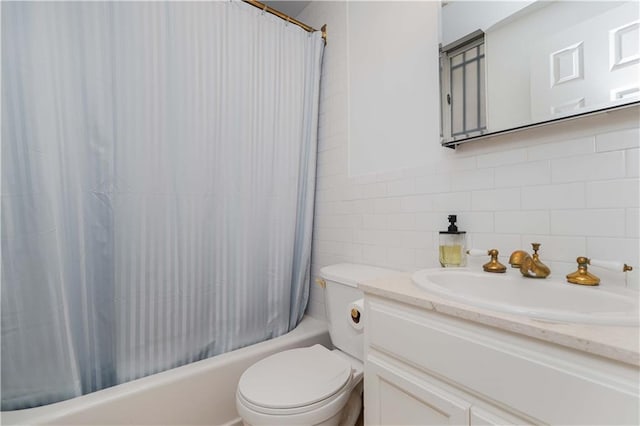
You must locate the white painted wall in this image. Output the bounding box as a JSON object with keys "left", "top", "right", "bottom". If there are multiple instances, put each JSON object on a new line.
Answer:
{"left": 297, "top": 1, "right": 640, "bottom": 320}
{"left": 347, "top": 1, "right": 438, "bottom": 176}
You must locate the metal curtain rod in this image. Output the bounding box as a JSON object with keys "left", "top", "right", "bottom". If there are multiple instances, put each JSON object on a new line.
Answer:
{"left": 242, "top": 0, "right": 327, "bottom": 44}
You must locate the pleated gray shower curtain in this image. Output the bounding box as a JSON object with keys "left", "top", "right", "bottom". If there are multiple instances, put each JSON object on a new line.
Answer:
{"left": 1, "top": 0, "right": 324, "bottom": 410}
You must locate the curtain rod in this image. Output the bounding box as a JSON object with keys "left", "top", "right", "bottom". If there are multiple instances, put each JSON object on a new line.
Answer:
{"left": 242, "top": 0, "right": 327, "bottom": 44}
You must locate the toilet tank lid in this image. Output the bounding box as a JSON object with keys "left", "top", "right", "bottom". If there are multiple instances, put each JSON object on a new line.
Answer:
{"left": 319, "top": 263, "right": 399, "bottom": 288}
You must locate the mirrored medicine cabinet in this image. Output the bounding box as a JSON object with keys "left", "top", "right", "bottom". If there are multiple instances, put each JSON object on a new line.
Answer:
{"left": 439, "top": 0, "right": 640, "bottom": 147}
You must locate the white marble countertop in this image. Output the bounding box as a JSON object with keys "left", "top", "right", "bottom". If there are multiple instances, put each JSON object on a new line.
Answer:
{"left": 359, "top": 272, "right": 640, "bottom": 367}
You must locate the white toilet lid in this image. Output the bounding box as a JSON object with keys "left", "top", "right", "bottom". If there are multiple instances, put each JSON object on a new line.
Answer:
{"left": 237, "top": 345, "right": 352, "bottom": 410}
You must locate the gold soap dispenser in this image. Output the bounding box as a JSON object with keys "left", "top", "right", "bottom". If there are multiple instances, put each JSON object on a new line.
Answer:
{"left": 439, "top": 215, "right": 467, "bottom": 267}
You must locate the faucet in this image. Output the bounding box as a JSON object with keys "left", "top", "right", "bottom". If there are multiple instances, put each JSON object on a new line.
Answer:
{"left": 509, "top": 243, "right": 551, "bottom": 279}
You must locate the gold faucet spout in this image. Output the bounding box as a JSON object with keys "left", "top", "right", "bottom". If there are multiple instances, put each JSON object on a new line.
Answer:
{"left": 509, "top": 243, "right": 551, "bottom": 279}
{"left": 508, "top": 250, "right": 528, "bottom": 269}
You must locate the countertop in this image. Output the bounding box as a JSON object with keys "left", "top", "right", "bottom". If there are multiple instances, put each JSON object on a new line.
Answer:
{"left": 359, "top": 272, "right": 640, "bottom": 367}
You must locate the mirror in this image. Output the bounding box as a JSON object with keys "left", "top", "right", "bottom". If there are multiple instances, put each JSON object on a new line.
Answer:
{"left": 439, "top": 1, "right": 640, "bottom": 147}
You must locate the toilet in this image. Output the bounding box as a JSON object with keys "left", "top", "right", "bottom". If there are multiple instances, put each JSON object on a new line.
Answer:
{"left": 236, "top": 263, "right": 398, "bottom": 426}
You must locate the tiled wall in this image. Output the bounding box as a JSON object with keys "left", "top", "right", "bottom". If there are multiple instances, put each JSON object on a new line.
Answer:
{"left": 297, "top": 2, "right": 640, "bottom": 319}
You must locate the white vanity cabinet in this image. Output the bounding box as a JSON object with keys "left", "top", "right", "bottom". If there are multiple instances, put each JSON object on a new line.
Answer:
{"left": 363, "top": 295, "right": 640, "bottom": 426}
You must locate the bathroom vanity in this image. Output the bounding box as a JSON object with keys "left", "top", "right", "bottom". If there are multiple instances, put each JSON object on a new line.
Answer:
{"left": 360, "top": 272, "right": 640, "bottom": 425}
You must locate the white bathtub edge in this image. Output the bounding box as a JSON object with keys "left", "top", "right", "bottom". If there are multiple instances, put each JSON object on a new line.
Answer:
{"left": 2, "top": 316, "right": 330, "bottom": 425}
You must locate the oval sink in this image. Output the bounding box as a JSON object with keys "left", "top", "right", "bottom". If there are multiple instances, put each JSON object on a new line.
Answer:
{"left": 412, "top": 268, "right": 640, "bottom": 326}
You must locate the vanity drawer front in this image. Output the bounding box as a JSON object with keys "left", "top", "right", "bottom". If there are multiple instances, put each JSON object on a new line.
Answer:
{"left": 366, "top": 298, "right": 640, "bottom": 425}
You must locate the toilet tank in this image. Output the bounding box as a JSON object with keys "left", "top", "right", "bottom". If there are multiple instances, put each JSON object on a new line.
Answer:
{"left": 319, "top": 263, "right": 399, "bottom": 361}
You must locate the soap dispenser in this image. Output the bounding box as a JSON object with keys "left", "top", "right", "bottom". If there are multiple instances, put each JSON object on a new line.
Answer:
{"left": 439, "top": 215, "right": 467, "bottom": 267}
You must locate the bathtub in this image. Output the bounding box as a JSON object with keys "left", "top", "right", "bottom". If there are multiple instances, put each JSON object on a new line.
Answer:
{"left": 1, "top": 316, "right": 331, "bottom": 426}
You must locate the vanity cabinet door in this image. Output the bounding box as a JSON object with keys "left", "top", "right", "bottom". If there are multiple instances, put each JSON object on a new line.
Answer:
{"left": 365, "top": 356, "right": 471, "bottom": 426}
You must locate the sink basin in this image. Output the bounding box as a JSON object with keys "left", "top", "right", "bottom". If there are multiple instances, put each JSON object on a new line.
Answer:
{"left": 412, "top": 268, "right": 640, "bottom": 326}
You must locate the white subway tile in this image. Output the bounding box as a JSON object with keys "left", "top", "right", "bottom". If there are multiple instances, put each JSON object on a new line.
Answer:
{"left": 305, "top": 300, "right": 326, "bottom": 321}
{"left": 495, "top": 161, "right": 551, "bottom": 188}
{"left": 403, "top": 165, "right": 434, "bottom": 178}
{"left": 315, "top": 214, "right": 361, "bottom": 229}
{"left": 551, "top": 209, "right": 626, "bottom": 237}
{"left": 361, "top": 182, "right": 388, "bottom": 199}
{"left": 362, "top": 214, "right": 389, "bottom": 229}
{"left": 313, "top": 240, "right": 343, "bottom": 255}
{"left": 627, "top": 208, "right": 639, "bottom": 238}
{"left": 315, "top": 186, "right": 349, "bottom": 203}
{"left": 440, "top": 156, "right": 477, "bottom": 172}
{"left": 374, "top": 198, "right": 403, "bottom": 214}
{"left": 387, "top": 178, "right": 416, "bottom": 196}
{"left": 321, "top": 201, "right": 353, "bottom": 215}
{"left": 343, "top": 184, "right": 362, "bottom": 201}
{"left": 317, "top": 133, "right": 345, "bottom": 152}
{"left": 527, "top": 136, "right": 594, "bottom": 161}
{"left": 387, "top": 247, "right": 416, "bottom": 268}
{"left": 415, "top": 249, "right": 440, "bottom": 269}
{"left": 586, "top": 237, "right": 639, "bottom": 265}
{"left": 457, "top": 212, "right": 494, "bottom": 233}
{"left": 316, "top": 148, "right": 346, "bottom": 176}
{"left": 354, "top": 229, "right": 402, "bottom": 247}
{"left": 401, "top": 194, "right": 434, "bottom": 212}
{"left": 471, "top": 188, "right": 521, "bottom": 211}
{"left": 495, "top": 211, "right": 550, "bottom": 235}
{"left": 315, "top": 227, "right": 353, "bottom": 243}
{"left": 451, "top": 168, "right": 494, "bottom": 191}
{"left": 596, "top": 128, "right": 640, "bottom": 152}
{"left": 316, "top": 174, "right": 346, "bottom": 190}
{"left": 353, "top": 229, "right": 381, "bottom": 245}
{"left": 350, "top": 199, "right": 376, "bottom": 214}
{"left": 551, "top": 151, "right": 625, "bottom": 183}
{"left": 388, "top": 213, "right": 416, "bottom": 230}
{"left": 470, "top": 233, "right": 522, "bottom": 257}
{"left": 586, "top": 179, "right": 639, "bottom": 208}
{"left": 351, "top": 174, "right": 378, "bottom": 185}
{"left": 415, "top": 212, "right": 443, "bottom": 231}
{"left": 520, "top": 235, "right": 586, "bottom": 263}
{"left": 431, "top": 192, "right": 472, "bottom": 211}
{"left": 477, "top": 148, "right": 527, "bottom": 168}
{"left": 415, "top": 173, "right": 451, "bottom": 194}
{"left": 521, "top": 182, "right": 585, "bottom": 210}
{"left": 399, "top": 231, "right": 434, "bottom": 249}
{"left": 627, "top": 149, "right": 639, "bottom": 178}
{"left": 361, "top": 244, "right": 387, "bottom": 264}
{"left": 376, "top": 169, "right": 405, "bottom": 182}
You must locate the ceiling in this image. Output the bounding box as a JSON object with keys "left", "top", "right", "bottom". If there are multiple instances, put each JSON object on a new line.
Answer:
{"left": 263, "top": 1, "right": 311, "bottom": 18}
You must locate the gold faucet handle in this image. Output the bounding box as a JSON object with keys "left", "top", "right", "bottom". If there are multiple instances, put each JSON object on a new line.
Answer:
{"left": 566, "top": 257, "right": 600, "bottom": 286}
{"left": 589, "top": 259, "right": 633, "bottom": 272}
{"left": 483, "top": 249, "right": 507, "bottom": 273}
{"left": 467, "top": 248, "right": 489, "bottom": 257}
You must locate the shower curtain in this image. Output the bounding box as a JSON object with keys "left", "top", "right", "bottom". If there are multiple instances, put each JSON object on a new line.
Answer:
{"left": 1, "top": 1, "right": 324, "bottom": 410}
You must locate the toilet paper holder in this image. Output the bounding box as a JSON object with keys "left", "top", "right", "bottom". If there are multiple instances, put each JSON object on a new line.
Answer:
{"left": 350, "top": 308, "right": 361, "bottom": 324}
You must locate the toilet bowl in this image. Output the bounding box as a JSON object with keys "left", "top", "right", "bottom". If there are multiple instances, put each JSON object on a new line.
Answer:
{"left": 235, "top": 263, "right": 398, "bottom": 426}
{"left": 236, "top": 345, "right": 363, "bottom": 426}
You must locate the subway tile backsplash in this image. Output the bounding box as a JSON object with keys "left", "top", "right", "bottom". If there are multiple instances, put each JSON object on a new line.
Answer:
{"left": 309, "top": 112, "right": 640, "bottom": 319}
{"left": 299, "top": 3, "right": 640, "bottom": 320}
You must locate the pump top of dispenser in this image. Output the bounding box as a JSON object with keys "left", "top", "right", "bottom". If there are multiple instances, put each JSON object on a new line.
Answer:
{"left": 440, "top": 215, "right": 466, "bottom": 234}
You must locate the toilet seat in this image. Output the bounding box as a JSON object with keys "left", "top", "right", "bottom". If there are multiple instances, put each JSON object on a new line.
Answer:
{"left": 236, "top": 379, "right": 351, "bottom": 416}
{"left": 237, "top": 345, "right": 353, "bottom": 413}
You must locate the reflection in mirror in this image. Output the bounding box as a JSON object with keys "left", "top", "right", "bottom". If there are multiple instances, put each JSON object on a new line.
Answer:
{"left": 440, "top": 1, "right": 640, "bottom": 146}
